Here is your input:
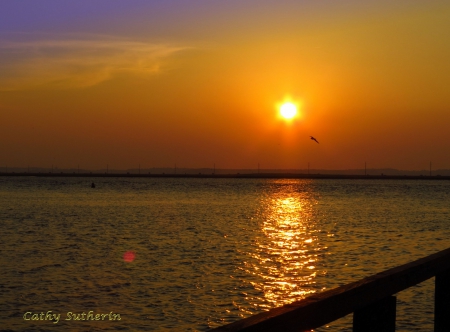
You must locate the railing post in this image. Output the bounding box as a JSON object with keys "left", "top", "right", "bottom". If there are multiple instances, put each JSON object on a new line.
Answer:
{"left": 435, "top": 269, "right": 450, "bottom": 332}
{"left": 353, "top": 296, "right": 396, "bottom": 332}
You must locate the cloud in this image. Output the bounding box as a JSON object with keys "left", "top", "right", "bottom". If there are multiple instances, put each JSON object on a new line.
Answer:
{"left": 0, "top": 34, "right": 187, "bottom": 90}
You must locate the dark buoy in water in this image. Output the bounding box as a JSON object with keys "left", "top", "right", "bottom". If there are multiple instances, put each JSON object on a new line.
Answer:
{"left": 91, "top": 182, "right": 95, "bottom": 188}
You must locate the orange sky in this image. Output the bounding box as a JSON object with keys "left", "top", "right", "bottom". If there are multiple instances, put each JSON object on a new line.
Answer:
{"left": 1, "top": 1, "right": 450, "bottom": 170}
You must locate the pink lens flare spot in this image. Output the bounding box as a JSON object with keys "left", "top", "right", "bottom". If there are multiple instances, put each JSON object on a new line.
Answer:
{"left": 123, "top": 251, "right": 136, "bottom": 262}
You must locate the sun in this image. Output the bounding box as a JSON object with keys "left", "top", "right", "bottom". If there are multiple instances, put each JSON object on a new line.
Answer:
{"left": 279, "top": 102, "right": 297, "bottom": 119}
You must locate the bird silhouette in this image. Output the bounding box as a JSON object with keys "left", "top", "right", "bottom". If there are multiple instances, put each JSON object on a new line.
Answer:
{"left": 310, "top": 136, "right": 319, "bottom": 144}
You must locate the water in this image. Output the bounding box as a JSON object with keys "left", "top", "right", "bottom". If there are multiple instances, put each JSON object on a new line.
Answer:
{"left": 0, "top": 177, "right": 449, "bottom": 331}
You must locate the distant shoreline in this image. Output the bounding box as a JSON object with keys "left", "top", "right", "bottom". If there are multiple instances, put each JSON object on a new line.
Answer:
{"left": 1, "top": 172, "right": 449, "bottom": 180}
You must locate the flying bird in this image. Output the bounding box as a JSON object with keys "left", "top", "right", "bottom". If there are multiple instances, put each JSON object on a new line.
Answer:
{"left": 310, "top": 136, "right": 319, "bottom": 144}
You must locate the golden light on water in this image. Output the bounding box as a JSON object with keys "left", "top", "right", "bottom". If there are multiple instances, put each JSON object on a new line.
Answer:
{"left": 244, "top": 180, "right": 323, "bottom": 310}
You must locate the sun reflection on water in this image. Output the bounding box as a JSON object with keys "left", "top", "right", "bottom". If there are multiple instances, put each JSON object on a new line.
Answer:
{"left": 243, "top": 180, "right": 325, "bottom": 310}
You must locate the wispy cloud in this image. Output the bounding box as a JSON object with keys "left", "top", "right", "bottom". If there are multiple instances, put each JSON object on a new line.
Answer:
{"left": 0, "top": 34, "right": 187, "bottom": 90}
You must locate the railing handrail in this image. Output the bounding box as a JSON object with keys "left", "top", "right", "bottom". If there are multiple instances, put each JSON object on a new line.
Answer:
{"left": 209, "top": 247, "right": 450, "bottom": 331}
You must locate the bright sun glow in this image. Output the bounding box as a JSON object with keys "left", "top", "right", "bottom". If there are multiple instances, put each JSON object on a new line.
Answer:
{"left": 280, "top": 102, "right": 297, "bottom": 119}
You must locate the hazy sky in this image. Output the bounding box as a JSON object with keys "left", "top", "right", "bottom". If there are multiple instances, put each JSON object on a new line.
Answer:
{"left": 1, "top": 0, "right": 449, "bottom": 170}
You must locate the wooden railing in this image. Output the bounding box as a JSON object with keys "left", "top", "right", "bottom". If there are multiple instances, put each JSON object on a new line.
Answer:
{"left": 209, "top": 247, "right": 450, "bottom": 332}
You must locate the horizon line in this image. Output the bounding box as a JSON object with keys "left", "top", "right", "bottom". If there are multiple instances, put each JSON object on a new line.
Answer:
{"left": 1, "top": 172, "right": 449, "bottom": 181}
{"left": 0, "top": 166, "right": 447, "bottom": 171}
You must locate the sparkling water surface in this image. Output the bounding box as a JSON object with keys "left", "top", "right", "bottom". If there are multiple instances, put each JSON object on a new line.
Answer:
{"left": 1, "top": 177, "right": 449, "bottom": 331}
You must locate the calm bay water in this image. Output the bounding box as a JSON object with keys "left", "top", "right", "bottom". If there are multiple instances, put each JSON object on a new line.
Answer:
{"left": 1, "top": 177, "right": 449, "bottom": 331}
